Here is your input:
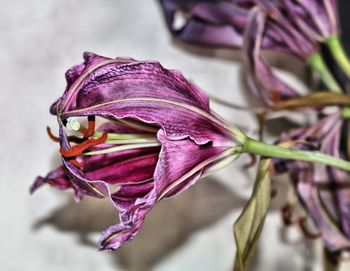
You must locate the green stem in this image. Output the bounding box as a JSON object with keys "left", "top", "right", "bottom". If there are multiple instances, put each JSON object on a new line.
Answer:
{"left": 325, "top": 35, "right": 350, "bottom": 78}
{"left": 342, "top": 107, "right": 350, "bottom": 119}
{"left": 307, "top": 53, "right": 342, "bottom": 93}
{"left": 242, "top": 137, "right": 350, "bottom": 172}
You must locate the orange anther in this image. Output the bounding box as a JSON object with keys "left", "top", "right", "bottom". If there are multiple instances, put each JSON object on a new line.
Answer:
{"left": 84, "top": 116, "right": 96, "bottom": 137}
{"left": 59, "top": 132, "right": 108, "bottom": 158}
{"left": 298, "top": 217, "right": 321, "bottom": 239}
{"left": 69, "top": 158, "right": 84, "bottom": 168}
{"left": 281, "top": 204, "right": 294, "bottom": 226}
{"left": 47, "top": 126, "right": 60, "bottom": 142}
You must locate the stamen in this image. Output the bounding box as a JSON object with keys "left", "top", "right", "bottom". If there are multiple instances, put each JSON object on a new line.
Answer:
{"left": 243, "top": 153, "right": 257, "bottom": 169}
{"left": 298, "top": 217, "right": 321, "bottom": 239}
{"left": 60, "top": 132, "right": 108, "bottom": 158}
{"left": 83, "top": 141, "right": 161, "bottom": 156}
{"left": 46, "top": 126, "right": 60, "bottom": 142}
{"left": 69, "top": 158, "right": 84, "bottom": 168}
{"left": 84, "top": 116, "right": 95, "bottom": 137}
{"left": 281, "top": 204, "right": 294, "bottom": 226}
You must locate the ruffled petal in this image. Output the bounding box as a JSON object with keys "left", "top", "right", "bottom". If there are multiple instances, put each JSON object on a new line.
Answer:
{"left": 154, "top": 130, "right": 226, "bottom": 197}
{"left": 30, "top": 166, "right": 73, "bottom": 194}
{"left": 57, "top": 53, "right": 236, "bottom": 146}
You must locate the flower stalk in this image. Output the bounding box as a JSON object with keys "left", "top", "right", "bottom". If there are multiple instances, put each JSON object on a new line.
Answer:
{"left": 307, "top": 53, "right": 342, "bottom": 93}
{"left": 325, "top": 35, "right": 350, "bottom": 78}
{"left": 242, "top": 137, "right": 350, "bottom": 172}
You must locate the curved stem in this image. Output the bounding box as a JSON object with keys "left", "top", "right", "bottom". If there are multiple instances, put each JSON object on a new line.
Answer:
{"left": 307, "top": 53, "right": 342, "bottom": 93}
{"left": 242, "top": 137, "right": 350, "bottom": 172}
{"left": 325, "top": 36, "right": 350, "bottom": 78}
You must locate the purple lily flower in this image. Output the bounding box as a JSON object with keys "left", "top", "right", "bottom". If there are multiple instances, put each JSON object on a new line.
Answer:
{"left": 31, "top": 52, "right": 247, "bottom": 251}
{"left": 274, "top": 112, "right": 350, "bottom": 252}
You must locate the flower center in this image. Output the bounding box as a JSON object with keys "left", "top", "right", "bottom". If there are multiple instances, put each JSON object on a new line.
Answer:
{"left": 47, "top": 117, "right": 160, "bottom": 168}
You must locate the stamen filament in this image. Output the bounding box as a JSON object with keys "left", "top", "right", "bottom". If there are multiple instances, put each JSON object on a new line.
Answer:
{"left": 93, "top": 131, "right": 156, "bottom": 141}
{"left": 83, "top": 142, "right": 161, "bottom": 156}
{"left": 46, "top": 126, "right": 60, "bottom": 142}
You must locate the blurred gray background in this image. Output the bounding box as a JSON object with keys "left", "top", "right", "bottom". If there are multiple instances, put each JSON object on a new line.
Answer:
{"left": 0, "top": 1, "right": 322, "bottom": 270}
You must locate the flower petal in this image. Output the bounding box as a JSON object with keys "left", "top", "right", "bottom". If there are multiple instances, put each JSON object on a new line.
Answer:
{"left": 154, "top": 130, "right": 226, "bottom": 198}
{"left": 30, "top": 166, "right": 73, "bottom": 194}
{"left": 57, "top": 53, "right": 236, "bottom": 145}
{"left": 30, "top": 166, "right": 84, "bottom": 201}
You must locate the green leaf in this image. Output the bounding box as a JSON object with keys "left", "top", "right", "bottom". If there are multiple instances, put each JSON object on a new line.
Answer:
{"left": 233, "top": 157, "right": 272, "bottom": 271}
{"left": 267, "top": 92, "right": 350, "bottom": 112}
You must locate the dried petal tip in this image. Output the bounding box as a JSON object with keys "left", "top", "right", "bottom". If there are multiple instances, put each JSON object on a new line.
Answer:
{"left": 29, "top": 177, "right": 46, "bottom": 194}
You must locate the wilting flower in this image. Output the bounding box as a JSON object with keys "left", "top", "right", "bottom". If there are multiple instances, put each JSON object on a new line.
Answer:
{"left": 244, "top": 7, "right": 302, "bottom": 105}
{"left": 31, "top": 52, "right": 247, "bottom": 251}
{"left": 243, "top": 0, "right": 342, "bottom": 105}
{"left": 159, "top": 0, "right": 343, "bottom": 105}
{"left": 274, "top": 111, "right": 350, "bottom": 252}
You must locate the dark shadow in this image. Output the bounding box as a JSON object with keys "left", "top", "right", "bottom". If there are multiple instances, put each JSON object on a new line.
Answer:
{"left": 33, "top": 177, "right": 248, "bottom": 271}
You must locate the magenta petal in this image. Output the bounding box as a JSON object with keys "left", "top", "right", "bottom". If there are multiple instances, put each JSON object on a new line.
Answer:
{"left": 98, "top": 220, "right": 144, "bottom": 251}
{"left": 111, "top": 181, "right": 154, "bottom": 211}
{"left": 154, "top": 130, "right": 224, "bottom": 197}
{"left": 30, "top": 166, "right": 73, "bottom": 194}
{"left": 99, "top": 190, "right": 157, "bottom": 251}
{"left": 85, "top": 152, "right": 159, "bottom": 185}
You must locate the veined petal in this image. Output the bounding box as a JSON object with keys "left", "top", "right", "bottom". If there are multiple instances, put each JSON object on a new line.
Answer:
{"left": 56, "top": 53, "right": 240, "bottom": 146}
{"left": 84, "top": 151, "right": 159, "bottom": 185}
{"left": 154, "top": 130, "right": 228, "bottom": 198}
{"left": 50, "top": 53, "right": 135, "bottom": 115}
{"left": 111, "top": 181, "right": 154, "bottom": 211}
{"left": 58, "top": 54, "right": 210, "bottom": 113}
{"left": 30, "top": 166, "right": 73, "bottom": 193}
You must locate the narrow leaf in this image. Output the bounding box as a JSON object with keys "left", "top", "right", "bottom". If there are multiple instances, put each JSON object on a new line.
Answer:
{"left": 267, "top": 92, "right": 350, "bottom": 112}
{"left": 233, "top": 157, "right": 272, "bottom": 271}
